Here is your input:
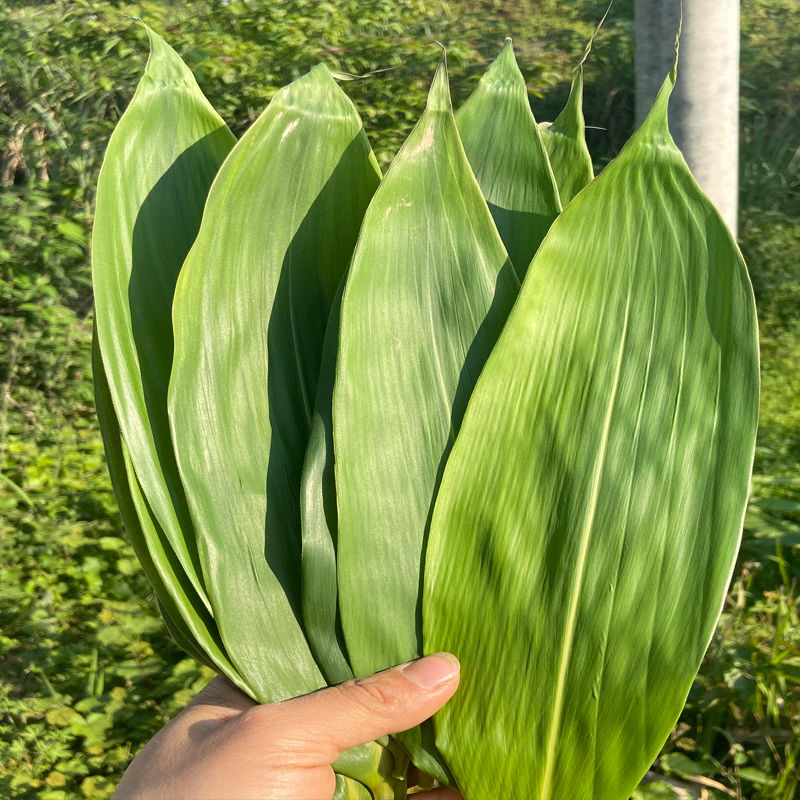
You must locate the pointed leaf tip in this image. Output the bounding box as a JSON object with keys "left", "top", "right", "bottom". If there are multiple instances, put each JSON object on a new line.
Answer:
{"left": 454, "top": 32, "right": 560, "bottom": 274}
{"left": 310, "top": 62, "right": 336, "bottom": 82}
{"left": 304, "top": 62, "right": 344, "bottom": 95}
{"left": 142, "top": 24, "right": 172, "bottom": 61}
{"left": 489, "top": 36, "right": 520, "bottom": 80}
{"left": 637, "top": 67, "right": 676, "bottom": 144}
{"left": 141, "top": 24, "right": 195, "bottom": 88}
{"left": 469, "top": 37, "right": 524, "bottom": 95}
{"left": 277, "top": 63, "right": 359, "bottom": 120}
{"left": 427, "top": 57, "right": 452, "bottom": 112}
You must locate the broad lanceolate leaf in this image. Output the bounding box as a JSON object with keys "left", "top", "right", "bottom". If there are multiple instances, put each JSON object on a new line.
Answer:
{"left": 92, "top": 27, "right": 235, "bottom": 623}
{"left": 456, "top": 38, "right": 561, "bottom": 279}
{"left": 333, "top": 61, "right": 519, "bottom": 779}
{"left": 424, "top": 67, "right": 759, "bottom": 800}
{"left": 92, "top": 334, "right": 243, "bottom": 690}
{"left": 169, "top": 65, "right": 380, "bottom": 702}
{"left": 538, "top": 64, "right": 593, "bottom": 205}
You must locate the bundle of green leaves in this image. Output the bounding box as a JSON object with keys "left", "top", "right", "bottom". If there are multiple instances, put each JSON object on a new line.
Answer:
{"left": 91, "top": 25, "right": 759, "bottom": 800}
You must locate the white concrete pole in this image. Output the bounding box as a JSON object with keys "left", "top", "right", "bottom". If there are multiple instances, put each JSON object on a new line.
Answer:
{"left": 635, "top": 0, "right": 740, "bottom": 236}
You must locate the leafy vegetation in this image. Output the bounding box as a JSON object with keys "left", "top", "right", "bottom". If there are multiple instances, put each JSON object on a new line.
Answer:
{"left": 1, "top": 1, "right": 797, "bottom": 798}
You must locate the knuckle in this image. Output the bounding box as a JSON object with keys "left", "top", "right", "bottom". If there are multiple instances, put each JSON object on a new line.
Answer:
{"left": 236, "top": 703, "right": 280, "bottom": 739}
{"left": 351, "top": 676, "right": 403, "bottom": 712}
{"left": 241, "top": 702, "right": 274, "bottom": 726}
{"left": 232, "top": 705, "right": 290, "bottom": 759}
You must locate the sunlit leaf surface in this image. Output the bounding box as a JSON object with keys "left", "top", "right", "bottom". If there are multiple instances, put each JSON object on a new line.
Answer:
{"left": 424, "top": 68, "right": 759, "bottom": 800}
{"left": 333, "top": 60, "right": 519, "bottom": 779}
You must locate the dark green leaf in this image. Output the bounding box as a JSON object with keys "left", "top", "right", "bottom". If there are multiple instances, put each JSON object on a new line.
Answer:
{"left": 92, "top": 25, "right": 235, "bottom": 614}
{"left": 92, "top": 333, "right": 243, "bottom": 690}
{"left": 169, "top": 64, "right": 380, "bottom": 702}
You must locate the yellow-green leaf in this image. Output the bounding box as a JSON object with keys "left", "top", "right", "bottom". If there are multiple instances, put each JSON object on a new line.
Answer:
{"left": 424, "top": 66, "right": 759, "bottom": 800}
{"left": 539, "top": 64, "right": 593, "bottom": 205}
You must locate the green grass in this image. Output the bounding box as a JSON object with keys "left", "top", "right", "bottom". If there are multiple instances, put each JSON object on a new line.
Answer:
{"left": 1, "top": 1, "right": 798, "bottom": 797}
{"left": 0, "top": 341, "right": 215, "bottom": 798}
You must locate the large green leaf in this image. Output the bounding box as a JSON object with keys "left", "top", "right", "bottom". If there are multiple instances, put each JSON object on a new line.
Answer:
{"left": 456, "top": 38, "right": 561, "bottom": 278}
{"left": 169, "top": 64, "right": 380, "bottom": 702}
{"left": 333, "top": 60, "right": 519, "bottom": 779}
{"left": 538, "top": 64, "right": 593, "bottom": 205}
{"left": 424, "top": 66, "right": 759, "bottom": 800}
{"left": 91, "top": 26, "right": 235, "bottom": 611}
{"left": 92, "top": 333, "right": 244, "bottom": 691}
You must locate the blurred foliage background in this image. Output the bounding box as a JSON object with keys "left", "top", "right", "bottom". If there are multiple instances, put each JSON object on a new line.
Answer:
{"left": 1, "top": 1, "right": 798, "bottom": 797}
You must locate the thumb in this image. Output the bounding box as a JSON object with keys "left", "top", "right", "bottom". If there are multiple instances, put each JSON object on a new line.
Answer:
{"left": 273, "top": 653, "right": 460, "bottom": 758}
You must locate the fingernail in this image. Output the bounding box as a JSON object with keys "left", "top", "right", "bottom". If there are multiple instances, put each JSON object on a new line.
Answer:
{"left": 400, "top": 652, "right": 460, "bottom": 688}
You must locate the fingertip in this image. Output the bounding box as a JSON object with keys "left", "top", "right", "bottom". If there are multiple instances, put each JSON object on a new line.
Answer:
{"left": 270, "top": 653, "right": 462, "bottom": 757}
{"left": 400, "top": 652, "right": 460, "bottom": 690}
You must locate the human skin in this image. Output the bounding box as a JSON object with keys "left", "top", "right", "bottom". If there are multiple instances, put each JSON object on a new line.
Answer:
{"left": 113, "top": 652, "right": 463, "bottom": 800}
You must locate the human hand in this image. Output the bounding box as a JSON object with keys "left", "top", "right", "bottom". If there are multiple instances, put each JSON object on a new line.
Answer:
{"left": 113, "top": 653, "right": 462, "bottom": 800}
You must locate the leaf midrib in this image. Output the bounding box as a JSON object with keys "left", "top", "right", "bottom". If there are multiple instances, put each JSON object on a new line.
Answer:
{"left": 540, "top": 289, "right": 632, "bottom": 798}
